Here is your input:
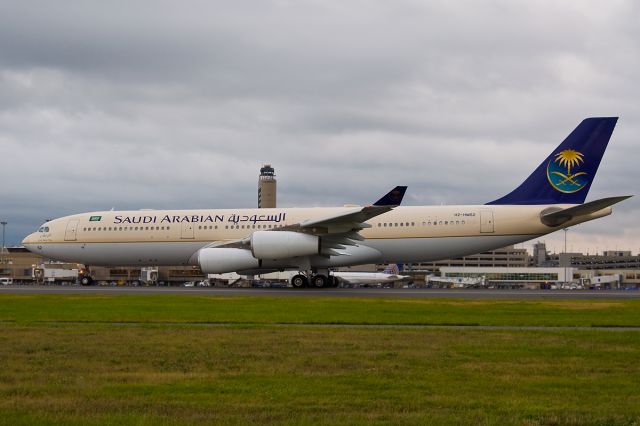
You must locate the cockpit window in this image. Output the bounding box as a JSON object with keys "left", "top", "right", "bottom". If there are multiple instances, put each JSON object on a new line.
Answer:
{"left": 38, "top": 226, "right": 50, "bottom": 233}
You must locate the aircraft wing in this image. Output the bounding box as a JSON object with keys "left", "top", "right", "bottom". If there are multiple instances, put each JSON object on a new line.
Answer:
{"left": 304, "top": 185, "right": 407, "bottom": 228}
{"left": 273, "top": 186, "right": 407, "bottom": 256}
{"left": 210, "top": 186, "right": 407, "bottom": 256}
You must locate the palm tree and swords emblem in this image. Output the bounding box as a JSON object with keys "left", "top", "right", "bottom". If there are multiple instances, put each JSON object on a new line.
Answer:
{"left": 546, "top": 149, "right": 589, "bottom": 193}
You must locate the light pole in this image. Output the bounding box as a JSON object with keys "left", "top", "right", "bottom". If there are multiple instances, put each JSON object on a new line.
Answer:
{"left": 0, "top": 221, "right": 6, "bottom": 269}
{"left": 563, "top": 228, "right": 568, "bottom": 285}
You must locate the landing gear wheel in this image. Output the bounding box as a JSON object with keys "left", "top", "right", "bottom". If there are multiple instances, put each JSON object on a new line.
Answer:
{"left": 329, "top": 276, "right": 339, "bottom": 287}
{"left": 291, "top": 274, "right": 308, "bottom": 289}
{"left": 310, "top": 274, "right": 327, "bottom": 288}
{"left": 80, "top": 276, "right": 93, "bottom": 286}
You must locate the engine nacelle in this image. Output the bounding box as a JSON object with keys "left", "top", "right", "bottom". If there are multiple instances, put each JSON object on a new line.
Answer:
{"left": 251, "top": 231, "right": 319, "bottom": 260}
{"left": 198, "top": 248, "right": 259, "bottom": 274}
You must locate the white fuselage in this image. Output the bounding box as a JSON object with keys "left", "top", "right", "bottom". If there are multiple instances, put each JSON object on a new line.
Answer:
{"left": 22, "top": 204, "right": 611, "bottom": 270}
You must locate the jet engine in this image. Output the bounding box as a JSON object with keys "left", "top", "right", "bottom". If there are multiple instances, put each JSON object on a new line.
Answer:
{"left": 197, "top": 231, "right": 320, "bottom": 274}
{"left": 198, "top": 248, "right": 259, "bottom": 274}
{"left": 250, "top": 231, "right": 319, "bottom": 259}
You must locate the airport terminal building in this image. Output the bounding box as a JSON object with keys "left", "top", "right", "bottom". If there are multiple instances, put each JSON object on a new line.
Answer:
{"left": 1, "top": 241, "right": 639, "bottom": 288}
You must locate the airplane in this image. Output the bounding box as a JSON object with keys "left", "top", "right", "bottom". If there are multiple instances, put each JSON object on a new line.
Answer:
{"left": 331, "top": 264, "right": 410, "bottom": 286}
{"left": 22, "top": 117, "right": 631, "bottom": 288}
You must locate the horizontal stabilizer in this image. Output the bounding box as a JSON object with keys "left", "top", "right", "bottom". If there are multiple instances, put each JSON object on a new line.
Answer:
{"left": 540, "top": 196, "right": 632, "bottom": 227}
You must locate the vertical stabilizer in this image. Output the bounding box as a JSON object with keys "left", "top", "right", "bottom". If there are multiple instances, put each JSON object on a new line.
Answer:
{"left": 487, "top": 117, "right": 618, "bottom": 205}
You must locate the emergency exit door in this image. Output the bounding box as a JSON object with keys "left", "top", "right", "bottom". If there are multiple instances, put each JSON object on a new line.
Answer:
{"left": 480, "top": 210, "right": 495, "bottom": 233}
{"left": 181, "top": 222, "right": 195, "bottom": 239}
{"left": 64, "top": 220, "right": 79, "bottom": 241}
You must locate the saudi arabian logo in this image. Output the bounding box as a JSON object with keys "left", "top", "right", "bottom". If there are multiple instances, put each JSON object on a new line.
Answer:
{"left": 546, "top": 149, "right": 589, "bottom": 193}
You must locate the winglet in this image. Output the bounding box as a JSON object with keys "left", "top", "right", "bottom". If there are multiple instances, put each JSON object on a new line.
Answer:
{"left": 373, "top": 186, "right": 408, "bottom": 206}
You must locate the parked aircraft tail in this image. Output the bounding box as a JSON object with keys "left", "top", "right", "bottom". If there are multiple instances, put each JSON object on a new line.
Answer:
{"left": 382, "top": 264, "right": 401, "bottom": 274}
{"left": 487, "top": 117, "right": 618, "bottom": 205}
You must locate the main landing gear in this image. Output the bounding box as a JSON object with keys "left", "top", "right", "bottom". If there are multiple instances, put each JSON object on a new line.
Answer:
{"left": 290, "top": 273, "right": 337, "bottom": 289}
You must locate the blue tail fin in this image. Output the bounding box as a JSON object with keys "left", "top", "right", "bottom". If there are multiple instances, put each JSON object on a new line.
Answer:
{"left": 487, "top": 117, "right": 618, "bottom": 205}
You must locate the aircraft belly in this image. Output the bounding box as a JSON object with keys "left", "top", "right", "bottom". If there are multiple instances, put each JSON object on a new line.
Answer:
{"left": 363, "top": 235, "right": 538, "bottom": 263}
{"left": 33, "top": 242, "right": 208, "bottom": 266}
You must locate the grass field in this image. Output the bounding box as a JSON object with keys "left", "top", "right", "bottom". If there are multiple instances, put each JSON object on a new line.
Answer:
{"left": 1, "top": 295, "right": 640, "bottom": 425}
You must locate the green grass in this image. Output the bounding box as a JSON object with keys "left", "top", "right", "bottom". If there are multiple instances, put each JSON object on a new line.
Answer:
{"left": 1, "top": 295, "right": 640, "bottom": 425}
{"left": 1, "top": 294, "right": 640, "bottom": 327}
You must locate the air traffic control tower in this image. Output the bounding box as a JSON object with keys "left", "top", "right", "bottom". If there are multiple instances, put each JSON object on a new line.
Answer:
{"left": 258, "top": 164, "right": 276, "bottom": 208}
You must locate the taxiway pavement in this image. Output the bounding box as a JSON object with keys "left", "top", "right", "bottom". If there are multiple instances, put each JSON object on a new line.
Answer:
{"left": 1, "top": 286, "right": 639, "bottom": 300}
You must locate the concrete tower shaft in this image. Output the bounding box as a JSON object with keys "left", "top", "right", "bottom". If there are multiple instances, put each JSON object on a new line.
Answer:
{"left": 258, "top": 164, "right": 276, "bottom": 208}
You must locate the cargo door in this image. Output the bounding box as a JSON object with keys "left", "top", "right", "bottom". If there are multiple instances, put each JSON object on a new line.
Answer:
{"left": 480, "top": 210, "right": 495, "bottom": 233}
{"left": 64, "top": 219, "right": 79, "bottom": 241}
{"left": 181, "top": 222, "right": 195, "bottom": 239}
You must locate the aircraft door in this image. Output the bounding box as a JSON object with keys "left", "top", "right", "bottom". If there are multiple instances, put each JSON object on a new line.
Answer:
{"left": 480, "top": 210, "right": 495, "bottom": 233}
{"left": 181, "top": 222, "right": 195, "bottom": 239}
{"left": 64, "top": 219, "right": 79, "bottom": 241}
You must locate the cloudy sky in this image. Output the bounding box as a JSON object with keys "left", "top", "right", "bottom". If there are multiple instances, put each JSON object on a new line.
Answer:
{"left": 1, "top": 0, "right": 638, "bottom": 255}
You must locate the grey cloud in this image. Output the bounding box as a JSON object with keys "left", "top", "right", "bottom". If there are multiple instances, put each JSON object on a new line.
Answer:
{"left": 0, "top": 0, "right": 638, "bottom": 252}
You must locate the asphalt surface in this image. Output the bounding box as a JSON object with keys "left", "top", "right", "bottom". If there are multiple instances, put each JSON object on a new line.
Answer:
{"left": 1, "top": 285, "right": 639, "bottom": 299}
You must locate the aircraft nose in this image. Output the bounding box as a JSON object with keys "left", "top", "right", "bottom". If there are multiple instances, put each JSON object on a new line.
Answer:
{"left": 22, "top": 232, "right": 37, "bottom": 248}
